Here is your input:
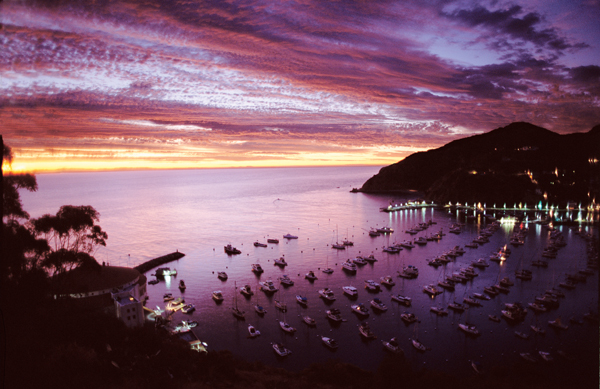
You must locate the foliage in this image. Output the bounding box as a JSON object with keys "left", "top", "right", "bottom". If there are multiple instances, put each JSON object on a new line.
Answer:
{"left": 32, "top": 205, "right": 108, "bottom": 274}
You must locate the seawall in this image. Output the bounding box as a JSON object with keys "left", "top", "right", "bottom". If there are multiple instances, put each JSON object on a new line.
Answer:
{"left": 134, "top": 251, "right": 185, "bottom": 274}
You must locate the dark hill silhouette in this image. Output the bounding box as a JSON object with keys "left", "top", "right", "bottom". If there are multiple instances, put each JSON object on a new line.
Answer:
{"left": 360, "top": 122, "right": 600, "bottom": 204}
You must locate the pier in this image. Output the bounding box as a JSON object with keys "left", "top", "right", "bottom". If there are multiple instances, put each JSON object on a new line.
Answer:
{"left": 134, "top": 251, "right": 185, "bottom": 274}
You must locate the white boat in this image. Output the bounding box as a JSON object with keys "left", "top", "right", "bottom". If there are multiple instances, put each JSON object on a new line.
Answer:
{"left": 279, "top": 321, "right": 296, "bottom": 333}
{"left": 423, "top": 284, "right": 442, "bottom": 296}
{"left": 305, "top": 271, "right": 318, "bottom": 280}
{"left": 342, "top": 239, "right": 354, "bottom": 246}
{"left": 248, "top": 324, "right": 260, "bottom": 338}
{"left": 351, "top": 303, "right": 370, "bottom": 317}
{"left": 382, "top": 337, "right": 401, "bottom": 353}
{"left": 370, "top": 298, "right": 388, "bottom": 312}
{"left": 369, "top": 229, "right": 380, "bottom": 237}
{"left": 539, "top": 351, "right": 553, "bottom": 362}
{"left": 259, "top": 280, "right": 279, "bottom": 293}
{"left": 272, "top": 342, "right": 291, "bottom": 357}
{"left": 275, "top": 300, "right": 287, "bottom": 312}
{"left": 212, "top": 290, "right": 224, "bottom": 302}
{"left": 364, "top": 279, "right": 380, "bottom": 292}
{"left": 331, "top": 243, "right": 346, "bottom": 250}
{"left": 352, "top": 256, "right": 368, "bottom": 265}
{"left": 318, "top": 288, "right": 336, "bottom": 301}
{"left": 254, "top": 305, "right": 267, "bottom": 315}
{"left": 283, "top": 233, "right": 298, "bottom": 239}
{"left": 414, "top": 237, "right": 427, "bottom": 245}
{"left": 380, "top": 275, "right": 395, "bottom": 286}
{"left": 363, "top": 255, "right": 378, "bottom": 263}
{"left": 278, "top": 275, "right": 294, "bottom": 286}
{"left": 267, "top": 238, "right": 279, "bottom": 244}
{"left": 303, "top": 316, "right": 316, "bottom": 326}
{"left": 448, "top": 302, "right": 466, "bottom": 312}
{"left": 163, "top": 293, "right": 174, "bottom": 302}
{"left": 240, "top": 284, "right": 253, "bottom": 296}
{"left": 471, "top": 258, "right": 489, "bottom": 268}
{"left": 321, "top": 336, "right": 339, "bottom": 349}
{"left": 322, "top": 267, "right": 334, "bottom": 274}
{"left": 181, "top": 304, "right": 196, "bottom": 314}
{"left": 530, "top": 325, "right": 546, "bottom": 335}
{"left": 253, "top": 241, "right": 268, "bottom": 247}
{"left": 391, "top": 294, "right": 412, "bottom": 306}
{"left": 548, "top": 317, "right": 568, "bottom": 330}
{"left": 382, "top": 246, "right": 401, "bottom": 253}
{"left": 343, "top": 285, "right": 358, "bottom": 297}
{"left": 514, "top": 331, "right": 529, "bottom": 339}
{"left": 400, "top": 312, "right": 417, "bottom": 324}
{"left": 458, "top": 323, "right": 480, "bottom": 336}
{"left": 488, "top": 315, "right": 501, "bottom": 322}
{"left": 326, "top": 308, "right": 343, "bottom": 322}
{"left": 359, "top": 322, "right": 376, "bottom": 339}
{"left": 251, "top": 264, "right": 264, "bottom": 273}
{"left": 273, "top": 257, "right": 288, "bottom": 267}
{"left": 412, "top": 339, "right": 427, "bottom": 351}
{"left": 471, "top": 361, "right": 483, "bottom": 374}
{"left": 296, "top": 295, "right": 308, "bottom": 306}
{"left": 463, "top": 296, "right": 482, "bottom": 306}
{"left": 528, "top": 302, "right": 547, "bottom": 312}
{"left": 377, "top": 227, "right": 394, "bottom": 234}
{"left": 430, "top": 306, "right": 448, "bottom": 316}
{"left": 400, "top": 240, "right": 415, "bottom": 249}
{"left": 342, "top": 260, "right": 357, "bottom": 273}
{"left": 217, "top": 271, "right": 228, "bottom": 280}
{"left": 398, "top": 265, "right": 419, "bottom": 279}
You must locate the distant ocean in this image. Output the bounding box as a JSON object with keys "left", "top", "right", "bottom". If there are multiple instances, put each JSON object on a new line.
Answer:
{"left": 21, "top": 166, "right": 599, "bottom": 374}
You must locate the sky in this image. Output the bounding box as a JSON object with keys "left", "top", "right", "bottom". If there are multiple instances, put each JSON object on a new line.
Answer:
{"left": 1, "top": 0, "right": 600, "bottom": 173}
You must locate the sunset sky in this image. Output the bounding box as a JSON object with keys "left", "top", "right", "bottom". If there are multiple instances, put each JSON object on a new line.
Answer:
{"left": 2, "top": 0, "right": 599, "bottom": 173}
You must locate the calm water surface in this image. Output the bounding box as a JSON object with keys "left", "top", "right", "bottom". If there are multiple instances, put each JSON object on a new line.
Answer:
{"left": 22, "top": 167, "right": 598, "bottom": 374}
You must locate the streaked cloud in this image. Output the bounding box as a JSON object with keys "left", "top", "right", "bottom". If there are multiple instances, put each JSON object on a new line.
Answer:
{"left": 1, "top": 0, "right": 599, "bottom": 172}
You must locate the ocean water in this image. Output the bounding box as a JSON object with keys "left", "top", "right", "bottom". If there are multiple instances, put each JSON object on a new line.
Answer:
{"left": 21, "top": 166, "right": 598, "bottom": 374}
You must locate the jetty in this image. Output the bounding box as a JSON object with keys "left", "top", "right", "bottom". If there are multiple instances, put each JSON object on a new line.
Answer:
{"left": 134, "top": 251, "right": 185, "bottom": 274}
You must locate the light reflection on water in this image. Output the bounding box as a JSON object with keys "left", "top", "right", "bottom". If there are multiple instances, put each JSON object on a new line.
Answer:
{"left": 21, "top": 167, "right": 598, "bottom": 374}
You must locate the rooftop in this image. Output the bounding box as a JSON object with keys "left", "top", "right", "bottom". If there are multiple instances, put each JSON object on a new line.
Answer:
{"left": 53, "top": 265, "right": 141, "bottom": 294}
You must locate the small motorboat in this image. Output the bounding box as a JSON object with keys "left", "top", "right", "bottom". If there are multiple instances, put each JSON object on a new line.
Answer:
{"left": 364, "top": 279, "right": 380, "bottom": 292}
{"left": 252, "top": 264, "right": 264, "bottom": 273}
{"left": 296, "top": 295, "right": 308, "bottom": 306}
{"left": 259, "top": 280, "right": 279, "bottom": 293}
{"left": 382, "top": 337, "right": 401, "bottom": 353}
{"left": 331, "top": 243, "right": 346, "bottom": 250}
{"left": 326, "top": 308, "right": 343, "bottom": 322}
{"left": 305, "top": 271, "right": 318, "bottom": 280}
{"left": 473, "top": 293, "right": 490, "bottom": 301}
{"left": 253, "top": 241, "right": 268, "bottom": 247}
{"left": 343, "top": 285, "right": 358, "bottom": 297}
{"left": 267, "top": 238, "right": 279, "bottom": 244}
{"left": 181, "top": 304, "right": 196, "bottom": 314}
{"left": 278, "top": 275, "right": 294, "bottom": 286}
{"left": 514, "top": 331, "right": 529, "bottom": 339}
{"left": 488, "top": 315, "right": 501, "bottom": 322}
{"left": 458, "top": 323, "right": 480, "bottom": 336}
{"left": 430, "top": 306, "right": 448, "bottom": 316}
{"left": 423, "top": 284, "right": 442, "bottom": 297}
{"left": 364, "top": 255, "right": 378, "bottom": 263}
{"left": 359, "top": 322, "right": 376, "bottom": 339}
{"left": 273, "top": 257, "right": 288, "bottom": 267}
{"left": 322, "top": 267, "right": 334, "bottom": 274}
{"left": 148, "top": 279, "right": 159, "bottom": 285}
{"left": 240, "top": 284, "right": 254, "bottom": 296}
{"left": 539, "top": 351, "right": 553, "bottom": 362}
{"left": 224, "top": 244, "right": 241, "bottom": 255}
{"left": 370, "top": 298, "right": 388, "bottom": 312}
{"left": 463, "top": 296, "right": 482, "bottom": 306}
{"left": 351, "top": 303, "right": 370, "bottom": 317}
{"left": 448, "top": 301, "right": 466, "bottom": 312}
{"left": 217, "top": 272, "right": 228, "bottom": 280}
{"left": 232, "top": 307, "right": 245, "bottom": 320}
{"left": 471, "top": 361, "right": 483, "bottom": 374}
{"left": 530, "top": 325, "right": 545, "bottom": 335}
{"left": 380, "top": 275, "right": 395, "bottom": 287}
{"left": 248, "top": 324, "right": 260, "bottom": 338}
{"left": 303, "top": 316, "right": 316, "bottom": 326}
{"left": 283, "top": 233, "right": 298, "bottom": 239}
{"left": 400, "top": 312, "right": 417, "bottom": 324}
{"left": 254, "top": 305, "right": 267, "bottom": 315}
{"left": 391, "top": 294, "right": 411, "bottom": 306}
{"left": 353, "top": 257, "right": 368, "bottom": 265}
{"left": 411, "top": 339, "right": 427, "bottom": 352}
{"left": 279, "top": 321, "right": 296, "bottom": 333}
{"left": 318, "top": 288, "right": 336, "bottom": 301}
{"left": 398, "top": 265, "right": 419, "bottom": 279}
{"left": 274, "top": 300, "right": 287, "bottom": 312}
{"left": 179, "top": 280, "right": 186, "bottom": 291}
{"left": 548, "top": 317, "right": 568, "bottom": 330}
{"left": 272, "top": 343, "right": 291, "bottom": 357}
{"left": 321, "top": 336, "right": 339, "bottom": 349}
{"left": 342, "top": 260, "right": 357, "bottom": 273}
{"left": 163, "top": 293, "right": 174, "bottom": 302}
{"left": 212, "top": 290, "right": 224, "bottom": 302}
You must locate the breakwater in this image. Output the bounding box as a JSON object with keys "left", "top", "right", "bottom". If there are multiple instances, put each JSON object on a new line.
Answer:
{"left": 134, "top": 251, "right": 185, "bottom": 274}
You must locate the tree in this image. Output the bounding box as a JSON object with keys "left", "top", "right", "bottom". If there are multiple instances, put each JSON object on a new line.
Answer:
{"left": 1, "top": 141, "right": 49, "bottom": 291}
{"left": 32, "top": 205, "right": 108, "bottom": 275}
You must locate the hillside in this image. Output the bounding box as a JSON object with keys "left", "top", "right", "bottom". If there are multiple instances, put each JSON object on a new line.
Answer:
{"left": 360, "top": 122, "right": 600, "bottom": 204}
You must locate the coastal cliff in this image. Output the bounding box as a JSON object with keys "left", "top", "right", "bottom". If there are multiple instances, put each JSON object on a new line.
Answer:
{"left": 360, "top": 122, "right": 600, "bottom": 204}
